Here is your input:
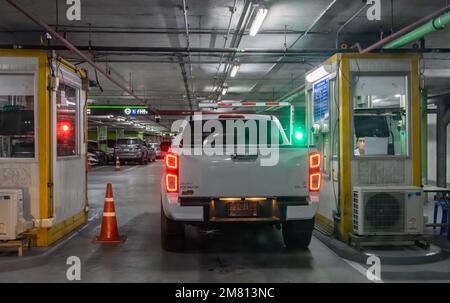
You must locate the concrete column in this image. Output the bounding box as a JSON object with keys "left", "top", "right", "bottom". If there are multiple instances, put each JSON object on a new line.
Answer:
{"left": 97, "top": 126, "right": 108, "bottom": 152}
{"left": 116, "top": 129, "right": 124, "bottom": 139}
{"left": 436, "top": 99, "right": 450, "bottom": 188}
{"left": 421, "top": 88, "right": 428, "bottom": 183}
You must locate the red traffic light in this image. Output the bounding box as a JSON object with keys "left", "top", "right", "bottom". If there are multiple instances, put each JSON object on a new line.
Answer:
{"left": 57, "top": 120, "right": 73, "bottom": 139}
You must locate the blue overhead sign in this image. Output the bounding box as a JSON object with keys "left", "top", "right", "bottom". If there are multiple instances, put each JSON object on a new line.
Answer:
{"left": 313, "top": 78, "right": 329, "bottom": 123}
{"left": 87, "top": 105, "right": 149, "bottom": 116}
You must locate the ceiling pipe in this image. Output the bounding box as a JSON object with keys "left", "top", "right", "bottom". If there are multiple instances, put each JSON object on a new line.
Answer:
{"left": 5, "top": 45, "right": 450, "bottom": 54}
{"left": 383, "top": 11, "right": 450, "bottom": 49}
{"left": 335, "top": 2, "right": 369, "bottom": 49}
{"left": 274, "top": 84, "right": 306, "bottom": 103}
{"left": 358, "top": 5, "right": 450, "bottom": 53}
{"left": 214, "top": 0, "right": 255, "bottom": 95}
{"left": 177, "top": 54, "right": 193, "bottom": 110}
{"left": 209, "top": 0, "right": 238, "bottom": 98}
{"left": 243, "top": 0, "right": 337, "bottom": 100}
{"left": 181, "top": 0, "right": 195, "bottom": 108}
{"left": 290, "top": 0, "right": 337, "bottom": 48}
{"left": 212, "top": 0, "right": 254, "bottom": 101}
{"left": 4, "top": 0, "right": 158, "bottom": 114}
{"left": 4, "top": 26, "right": 330, "bottom": 35}
{"left": 68, "top": 58, "right": 324, "bottom": 64}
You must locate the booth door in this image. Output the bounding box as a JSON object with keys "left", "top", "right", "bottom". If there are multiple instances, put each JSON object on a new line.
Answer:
{"left": 51, "top": 65, "right": 87, "bottom": 224}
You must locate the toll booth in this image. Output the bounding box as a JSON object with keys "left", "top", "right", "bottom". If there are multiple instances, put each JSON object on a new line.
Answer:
{"left": 306, "top": 53, "right": 423, "bottom": 244}
{"left": 0, "top": 49, "right": 88, "bottom": 246}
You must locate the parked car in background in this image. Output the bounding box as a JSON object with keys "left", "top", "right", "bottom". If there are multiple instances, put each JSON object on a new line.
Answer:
{"left": 115, "top": 137, "right": 148, "bottom": 165}
{"left": 148, "top": 142, "right": 162, "bottom": 159}
{"left": 106, "top": 139, "right": 116, "bottom": 163}
{"left": 87, "top": 140, "right": 107, "bottom": 165}
{"left": 145, "top": 143, "right": 157, "bottom": 162}
{"left": 160, "top": 141, "right": 171, "bottom": 159}
{"left": 87, "top": 152, "right": 99, "bottom": 166}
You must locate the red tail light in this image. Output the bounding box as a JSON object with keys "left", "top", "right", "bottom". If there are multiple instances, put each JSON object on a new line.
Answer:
{"left": 309, "top": 152, "right": 321, "bottom": 192}
{"left": 165, "top": 174, "right": 178, "bottom": 192}
{"left": 309, "top": 173, "right": 321, "bottom": 192}
{"left": 165, "top": 153, "right": 178, "bottom": 170}
{"left": 309, "top": 152, "right": 321, "bottom": 169}
{"left": 165, "top": 152, "right": 179, "bottom": 193}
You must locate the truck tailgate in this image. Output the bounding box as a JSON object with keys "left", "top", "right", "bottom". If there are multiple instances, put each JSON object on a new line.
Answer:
{"left": 178, "top": 147, "right": 310, "bottom": 198}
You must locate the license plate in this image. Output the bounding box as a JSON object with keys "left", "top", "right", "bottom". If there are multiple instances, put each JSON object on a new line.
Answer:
{"left": 228, "top": 201, "right": 257, "bottom": 217}
{"left": 124, "top": 148, "right": 130, "bottom": 152}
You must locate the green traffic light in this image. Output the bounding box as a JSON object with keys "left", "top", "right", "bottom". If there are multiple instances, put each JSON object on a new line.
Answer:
{"left": 295, "top": 131, "right": 304, "bottom": 141}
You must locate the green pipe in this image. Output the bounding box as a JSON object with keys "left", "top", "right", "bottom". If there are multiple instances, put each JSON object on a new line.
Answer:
{"left": 384, "top": 12, "right": 450, "bottom": 49}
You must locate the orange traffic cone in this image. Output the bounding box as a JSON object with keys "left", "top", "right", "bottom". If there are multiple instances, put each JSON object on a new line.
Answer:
{"left": 93, "top": 183, "right": 126, "bottom": 244}
{"left": 115, "top": 156, "right": 121, "bottom": 171}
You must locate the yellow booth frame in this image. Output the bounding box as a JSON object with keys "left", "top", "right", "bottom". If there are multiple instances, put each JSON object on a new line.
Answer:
{"left": 0, "top": 49, "right": 89, "bottom": 246}
{"left": 309, "top": 53, "right": 421, "bottom": 242}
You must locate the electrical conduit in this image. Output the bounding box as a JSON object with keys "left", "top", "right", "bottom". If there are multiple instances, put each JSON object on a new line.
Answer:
{"left": 383, "top": 11, "right": 450, "bottom": 49}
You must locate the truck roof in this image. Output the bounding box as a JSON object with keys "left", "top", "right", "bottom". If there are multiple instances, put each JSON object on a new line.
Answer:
{"left": 188, "top": 114, "right": 275, "bottom": 121}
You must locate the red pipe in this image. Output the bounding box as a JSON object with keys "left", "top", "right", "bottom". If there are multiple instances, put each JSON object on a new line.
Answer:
{"left": 360, "top": 5, "right": 450, "bottom": 53}
{"left": 5, "top": 0, "right": 159, "bottom": 115}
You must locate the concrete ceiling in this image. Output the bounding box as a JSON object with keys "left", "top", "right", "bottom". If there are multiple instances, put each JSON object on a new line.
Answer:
{"left": 1, "top": 0, "right": 450, "bottom": 130}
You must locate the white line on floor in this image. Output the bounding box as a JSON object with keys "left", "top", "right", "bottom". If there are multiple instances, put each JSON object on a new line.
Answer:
{"left": 313, "top": 235, "right": 384, "bottom": 283}
{"left": 88, "top": 208, "right": 102, "bottom": 221}
{"left": 342, "top": 259, "right": 384, "bottom": 283}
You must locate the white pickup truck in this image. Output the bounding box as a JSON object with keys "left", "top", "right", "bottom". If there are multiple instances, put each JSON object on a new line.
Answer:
{"left": 160, "top": 114, "right": 321, "bottom": 251}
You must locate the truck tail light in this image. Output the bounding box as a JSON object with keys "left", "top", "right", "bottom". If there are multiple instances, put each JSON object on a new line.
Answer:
{"left": 309, "top": 152, "right": 321, "bottom": 192}
{"left": 309, "top": 173, "right": 321, "bottom": 192}
{"left": 165, "top": 174, "right": 178, "bottom": 193}
{"left": 309, "top": 152, "right": 320, "bottom": 169}
{"left": 165, "top": 152, "right": 179, "bottom": 193}
{"left": 165, "top": 153, "right": 178, "bottom": 170}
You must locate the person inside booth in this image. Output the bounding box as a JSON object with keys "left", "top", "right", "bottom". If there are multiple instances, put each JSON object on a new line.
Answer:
{"left": 354, "top": 137, "right": 365, "bottom": 156}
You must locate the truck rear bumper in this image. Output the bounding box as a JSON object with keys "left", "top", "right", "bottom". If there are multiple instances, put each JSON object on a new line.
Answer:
{"left": 161, "top": 191, "right": 319, "bottom": 222}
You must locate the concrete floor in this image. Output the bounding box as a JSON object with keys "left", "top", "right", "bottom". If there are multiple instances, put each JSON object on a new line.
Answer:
{"left": 0, "top": 162, "right": 449, "bottom": 282}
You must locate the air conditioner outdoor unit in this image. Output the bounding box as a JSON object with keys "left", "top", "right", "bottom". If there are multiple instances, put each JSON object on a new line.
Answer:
{"left": 353, "top": 186, "right": 424, "bottom": 236}
{"left": 0, "top": 189, "right": 29, "bottom": 240}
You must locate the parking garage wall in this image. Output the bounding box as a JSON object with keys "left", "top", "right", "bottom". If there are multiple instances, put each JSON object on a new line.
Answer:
{"left": 427, "top": 114, "right": 450, "bottom": 187}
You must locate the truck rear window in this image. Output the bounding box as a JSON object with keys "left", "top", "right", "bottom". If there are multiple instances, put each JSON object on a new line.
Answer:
{"left": 181, "top": 119, "right": 285, "bottom": 147}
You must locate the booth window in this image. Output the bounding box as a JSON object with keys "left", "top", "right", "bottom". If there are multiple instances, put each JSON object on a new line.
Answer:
{"left": 352, "top": 75, "right": 408, "bottom": 157}
{"left": 57, "top": 83, "right": 78, "bottom": 157}
{"left": 0, "top": 74, "right": 35, "bottom": 158}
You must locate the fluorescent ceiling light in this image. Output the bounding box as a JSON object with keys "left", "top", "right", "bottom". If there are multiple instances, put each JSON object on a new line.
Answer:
{"left": 249, "top": 6, "right": 268, "bottom": 36}
{"left": 230, "top": 64, "right": 240, "bottom": 78}
{"left": 222, "top": 85, "right": 228, "bottom": 95}
{"left": 306, "top": 65, "right": 331, "bottom": 83}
